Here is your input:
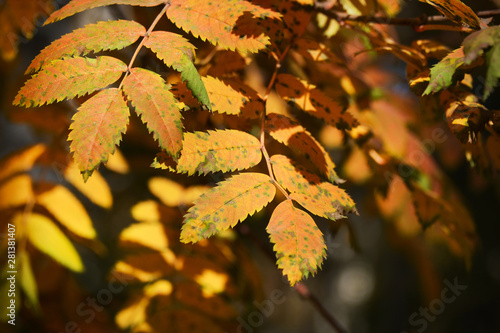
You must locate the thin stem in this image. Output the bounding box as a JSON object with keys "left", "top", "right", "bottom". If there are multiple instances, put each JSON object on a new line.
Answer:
{"left": 118, "top": 2, "right": 170, "bottom": 89}
{"left": 318, "top": 8, "right": 500, "bottom": 27}
{"left": 238, "top": 224, "right": 349, "bottom": 333}
{"left": 260, "top": 50, "right": 290, "bottom": 199}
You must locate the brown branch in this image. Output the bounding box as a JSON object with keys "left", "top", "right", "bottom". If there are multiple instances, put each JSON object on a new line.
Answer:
{"left": 317, "top": 8, "right": 500, "bottom": 27}
{"left": 238, "top": 224, "right": 349, "bottom": 333}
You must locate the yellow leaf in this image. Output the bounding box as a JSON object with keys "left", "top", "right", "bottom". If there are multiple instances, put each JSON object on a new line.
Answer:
{"left": 194, "top": 269, "right": 228, "bottom": 297}
{"left": 104, "top": 148, "right": 129, "bottom": 174}
{"left": 0, "top": 144, "right": 46, "bottom": 182}
{"left": 36, "top": 184, "right": 96, "bottom": 240}
{"left": 267, "top": 200, "right": 326, "bottom": 286}
{"left": 64, "top": 163, "right": 113, "bottom": 209}
{"left": 148, "top": 177, "right": 184, "bottom": 207}
{"left": 21, "top": 213, "right": 84, "bottom": 272}
{"left": 19, "top": 252, "right": 40, "bottom": 312}
{"left": 120, "top": 221, "right": 169, "bottom": 251}
{"left": 131, "top": 200, "right": 162, "bottom": 221}
{"left": 0, "top": 174, "right": 34, "bottom": 209}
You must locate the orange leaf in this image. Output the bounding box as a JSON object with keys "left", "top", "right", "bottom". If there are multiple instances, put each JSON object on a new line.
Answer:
{"left": 176, "top": 130, "right": 262, "bottom": 175}
{"left": 168, "top": 0, "right": 280, "bottom": 53}
{"left": 45, "top": 0, "right": 166, "bottom": 24}
{"left": 202, "top": 76, "right": 259, "bottom": 116}
{"left": 267, "top": 200, "right": 326, "bottom": 286}
{"left": 418, "top": 0, "right": 480, "bottom": 29}
{"left": 267, "top": 113, "right": 341, "bottom": 183}
{"left": 271, "top": 154, "right": 356, "bottom": 219}
{"left": 181, "top": 173, "right": 276, "bottom": 243}
{"left": 276, "top": 73, "right": 358, "bottom": 130}
{"left": 122, "top": 67, "right": 183, "bottom": 157}
{"left": 69, "top": 88, "right": 129, "bottom": 181}
{"left": 27, "top": 20, "right": 145, "bottom": 73}
{"left": 0, "top": 144, "right": 46, "bottom": 182}
{"left": 14, "top": 56, "right": 127, "bottom": 107}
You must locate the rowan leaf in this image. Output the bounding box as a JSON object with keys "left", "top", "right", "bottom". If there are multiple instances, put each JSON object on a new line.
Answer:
{"left": 122, "top": 68, "right": 183, "bottom": 157}
{"left": 69, "top": 88, "right": 129, "bottom": 181}
{"left": 0, "top": 144, "right": 46, "bottom": 182}
{"left": 19, "top": 213, "right": 84, "bottom": 272}
{"left": 26, "top": 20, "right": 145, "bottom": 73}
{"left": 418, "top": 0, "right": 480, "bottom": 30}
{"left": 120, "top": 221, "right": 170, "bottom": 251}
{"left": 36, "top": 183, "right": 96, "bottom": 240}
{"left": 267, "top": 200, "right": 326, "bottom": 286}
{"left": 181, "top": 173, "right": 276, "bottom": 243}
{"left": 148, "top": 177, "right": 208, "bottom": 207}
{"left": 271, "top": 154, "right": 356, "bottom": 219}
{"left": 275, "top": 74, "right": 358, "bottom": 130}
{"left": 18, "top": 252, "right": 40, "bottom": 312}
{"left": 45, "top": 0, "right": 166, "bottom": 24}
{"left": 176, "top": 130, "right": 262, "bottom": 175}
{"left": 0, "top": 175, "right": 34, "bottom": 209}
{"left": 167, "top": 0, "right": 280, "bottom": 53}
{"left": 267, "top": 113, "right": 341, "bottom": 183}
{"left": 14, "top": 56, "right": 127, "bottom": 107}
{"left": 423, "top": 48, "right": 465, "bottom": 95}
{"left": 144, "top": 31, "right": 210, "bottom": 108}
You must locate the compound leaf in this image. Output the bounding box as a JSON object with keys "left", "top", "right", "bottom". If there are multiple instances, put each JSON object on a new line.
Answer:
{"left": 14, "top": 56, "right": 126, "bottom": 107}
{"left": 181, "top": 173, "right": 276, "bottom": 243}
{"left": 19, "top": 213, "right": 84, "bottom": 272}
{"left": 122, "top": 67, "right": 183, "bottom": 157}
{"left": 69, "top": 88, "right": 129, "bottom": 181}
{"left": 27, "top": 20, "right": 145, "bottom": 73}
{"left": 267, "top": 200, "right": 326, "bottom": 286}
{"left": 267, "top": 113, "right": 341, "bottom": 183}
{"left": 144, "top": 31, "right": 210, "bottom": 108}
{"left": 45, "top": 0, "right": 166, "bottom": 24}
{"left": 177, "top": 130, "right": 262, "bottom": 175}
{"left": 167, "top": 0, "right": 280, "bottom": 53}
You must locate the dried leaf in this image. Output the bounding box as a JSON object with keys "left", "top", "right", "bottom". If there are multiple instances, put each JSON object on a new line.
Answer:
{"left": 275, "top": 74, "right": 357, "bottom": 130}
{"left": 181, "top": 173, "right": 276, "bottom": 243}
{"left": 122, "top": 67, "right": 183, "bottom": 157}
{"left": 267, "top": 200, "right": 326, "bottom": 286}
{"left": 69, "top": 88, "right": 129, "bottom": 181}
{"left": 14, "top": 56, "right": 127, "bottom": 107}
{"left": 176, "top": 130, "right": 262, "bottom": 175}
{"left": 419, "top": 0, "right": 480, "bottom": 29}
{"left": 27, "top": 20, "right": 145, "bottom": 73}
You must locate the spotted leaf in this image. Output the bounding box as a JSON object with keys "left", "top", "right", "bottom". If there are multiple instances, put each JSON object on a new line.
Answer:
{"left": 69, "top": 88, "right": 129, "bottom": 181}
{"left": 267, "top": 199, "right": 326, "bottom": 286}
{"left": 181, "top": 173, "right": 276, "bottom": 243}
{"left": 122, "top": 68, "right": 183, "bottom": 157}
{"left": 176, "top": 130, "right": 262, "bottom": 175}
{"left": 14, "top": 56, "right": 126, "bottom": 107}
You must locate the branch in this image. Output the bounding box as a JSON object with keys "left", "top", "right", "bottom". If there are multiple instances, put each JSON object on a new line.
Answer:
{"left": 238, "top": 224, "right": 349, "bottom": 333}
{"left": 317, "top": 8, "right": 500, "bottom": 27}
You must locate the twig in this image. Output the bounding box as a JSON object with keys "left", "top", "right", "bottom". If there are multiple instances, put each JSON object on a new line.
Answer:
{"left": 238, "top": 224, "right": 349, "bottom": 333}
{"left": 317, "top": 8, "right": 500, "bottom": 27}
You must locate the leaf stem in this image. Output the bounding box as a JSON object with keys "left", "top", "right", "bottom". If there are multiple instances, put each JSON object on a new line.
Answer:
{"left": 318, "top": 8, "right": 500, "bottom": 27}
{"left": 118, "top": 2, "right": 171, "bottom": 89}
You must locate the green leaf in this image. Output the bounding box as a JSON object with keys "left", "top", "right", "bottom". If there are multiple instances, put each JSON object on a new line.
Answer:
{"left": 26, "top": 20, "right": 145, "bottom": 73}
{"left": 144, "top": 31, "right": 210, "bottom": 108}
{"left": 423, "top": 48, "right": 464, "bottom": 95}
{"left": 69, "top": 88, "right": 129, "bottom": 181}
{"left": 14, "top": 56, "right": 127, "bottom": 107}
{"left": 21, "top": 213, "right": 84, "bottom": 272}
{"left": 181, "top": 173, "right": 276, "bottom": 243}
{"left": 122, "top": 68, "right": 183, "bottom": 157}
